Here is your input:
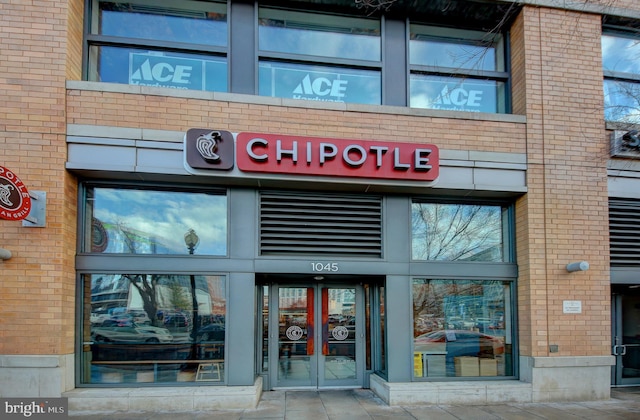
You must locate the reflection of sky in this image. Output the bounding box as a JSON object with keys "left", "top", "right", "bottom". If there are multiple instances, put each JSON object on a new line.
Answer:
{"left": 602, "top": 35, "right": 640, "bottom": 74}
{"left": 259, "top": 26, "right": 380, "bottom": 61}
{"left": 100, "top": 8, "right": 227, "bottom": 46}
{"left": 93, "top": 188, "right": 227, "bottom": 255}
{"left": 410, "top": 40, "right": 497, "bottom": 71}
{"left": 604, "top": 80, "right": 640, "bottom": 123}
{"left": 411, "top": 204, "right": 502, "bottom": 261}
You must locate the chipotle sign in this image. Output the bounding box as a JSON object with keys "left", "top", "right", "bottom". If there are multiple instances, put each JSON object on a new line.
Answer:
{"left": 0, "top": 165, "right": 31, "bottom": 221}
{"left": 186, "top": 130, "right": 439, "bottom": 182}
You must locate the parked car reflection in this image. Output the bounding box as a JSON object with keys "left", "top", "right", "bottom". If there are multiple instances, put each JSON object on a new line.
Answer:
{"left": 92, "top": 319, "right": 173, "bottom": 344}
{"left": 196, "top": 323, "right": 225, "bottom": 342}
{"left": 415, "top": 329, "right": 504, "bottom": 358}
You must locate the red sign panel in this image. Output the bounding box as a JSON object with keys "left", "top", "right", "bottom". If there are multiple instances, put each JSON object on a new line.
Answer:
{"left": 0, "top": 165, "right": 31, "bottom": 221}
{"left": 236, "top": 132, "right": 439, "bottom": 182}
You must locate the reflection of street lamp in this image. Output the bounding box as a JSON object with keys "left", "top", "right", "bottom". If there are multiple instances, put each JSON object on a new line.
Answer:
{"left": 184, "top": 229, "right": 200, "bottom": 359}
{"left": 184, "top": 229, "right": 199, "bottom": 255}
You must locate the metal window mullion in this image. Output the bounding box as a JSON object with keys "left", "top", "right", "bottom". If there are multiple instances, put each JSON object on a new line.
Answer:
{"left": 85, "top": 34, "right": 228, "bottom": 55}
{"left": 604, "top": 71, "right": 640, "bottom": 83}
{"left": 410, "top": 65, "right": 509, "bottom": 80}
{"left": 258, "top": 51, "right": 382, "bottom": 70}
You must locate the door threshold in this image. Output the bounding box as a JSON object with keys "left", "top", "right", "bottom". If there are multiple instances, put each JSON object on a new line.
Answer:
{"left": 272, "top": 386, "right": 363, "bottom": 391}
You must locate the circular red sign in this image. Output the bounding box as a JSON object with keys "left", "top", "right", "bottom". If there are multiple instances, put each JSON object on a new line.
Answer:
{"left": 0, "top": 165, "right": 32, "bottom": 221}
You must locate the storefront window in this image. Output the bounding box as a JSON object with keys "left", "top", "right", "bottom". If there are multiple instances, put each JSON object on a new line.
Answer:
{"left": 411, "top": 202, "right": 507, "bottom": 262}
{"left": 258, "top": 8, "right": 382, "bottom": 105}
{"left": 603, "top": 33, "right": 640, "bottom": 123}
{"left": 88, "top": 46, "right": 227, "bottom": 91}
{"left": 81, "top": 274, "right": 226, "bottom": 384}
{"left": 409, "top": 25, "right": 508, "bottom": 113}
{"left": 258, "top": 61, "right": 381, "bottom": 104}
{"left": 412, "top": 279, "right": 513, "bottom": 378}
{"left": 84, "top": 186, "right": 227, "bottom": 255}
{"left": 87, "top": 0, "right": 228, "bottom": 92}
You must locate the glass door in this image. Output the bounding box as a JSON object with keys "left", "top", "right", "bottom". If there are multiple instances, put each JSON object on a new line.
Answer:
{"left": 271, "top": 283, "right": 364, "bottom": 388}
{"left": 612, "top": 287, "right": 640, "bottom": 386}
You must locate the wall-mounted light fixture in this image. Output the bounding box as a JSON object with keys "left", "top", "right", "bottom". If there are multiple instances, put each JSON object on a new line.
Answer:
{"left": 0, "top": 248, "right": 12, "bottom": 261}
{"left": 566, "top": 261, "right": 589, "bottom": 272}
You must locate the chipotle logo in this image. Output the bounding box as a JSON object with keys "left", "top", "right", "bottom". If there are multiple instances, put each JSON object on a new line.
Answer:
{"left": 185, "top": 129, "right": 439, "bottom": 182}
{"left": 185, "top": 129, "right": 235, "bottom": 171}
{"left": 0, "top": 165, "right": 32, "bottom": 221}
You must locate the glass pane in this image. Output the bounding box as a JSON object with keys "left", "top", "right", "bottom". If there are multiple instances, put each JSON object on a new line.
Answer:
{"left": 262, "top": 285, "right": 269, "bottom": 372}
{"left": 88, "top": 46, "right": 227, "bottom": 92}
{"left": 602, "top": 34, "right": 640, "bottom": 75}
{"left": 604, "top": 79, "right": 640, "bottom": 123}
{"left": 97, "top": 0, "right": 227, "bottom": 47}
{"left": 622, "top": 294, "right": 640, "bottom": 379}
{"left": 85, "top": 187, "right": 227, "bottom": 255}
{"left": 412, "top": 279, "right": 513, "bottom": 378}
{"left": 278, "top": 287, "right": 311, "bottom": 382}
{"left": 82, "top": 274, "right": 226, "bottom": 384}
{"left": 259, "top": 61, "right": 381, "bottom": 105}
{"left": 325, "top": 288, "right": 356, "bottom": 380}
{"left": 379, "top": 286, "right": 386, "bottom": 372}
{"left": 411, "top": 203, "right": 504, "bottom": 261}
{"left": 259, "top": 9, "right": 380, "bottom": 61}
{"left": 410, "top": 74, "right": 505, "bottom": 113}
{"left": 411, "top": 38, "right": 498, "bottom": 71}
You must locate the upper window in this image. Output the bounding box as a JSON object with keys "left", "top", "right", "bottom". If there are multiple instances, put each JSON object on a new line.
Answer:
{"left": 603, "top": 32, "right": 640, "bottom": 123}
{"left": 84, "top": 186, "right": 227, "bottom": 255}
{"left": 87, "top": 0, "right": 228, "bottom": 91}
{"left": 409, "top": 25, "right": 508, "bottom": 113}
{"left": 258, "top": 8, "right": 382, "bottom": 104}
{"left": 411, "top": 201, "right": 510, "bottom": 262}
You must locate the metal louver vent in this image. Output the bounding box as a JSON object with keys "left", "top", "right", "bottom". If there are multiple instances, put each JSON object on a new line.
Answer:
{"left": 610, "top": 198, "right": 640, "bottom": 267}
{"left": 260, "top": 192, "right": 382, "bottom": 257}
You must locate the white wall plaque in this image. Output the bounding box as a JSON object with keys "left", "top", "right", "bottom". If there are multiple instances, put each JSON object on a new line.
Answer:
{"left": 563, "top": 300, "right": 582, "bottom": 314}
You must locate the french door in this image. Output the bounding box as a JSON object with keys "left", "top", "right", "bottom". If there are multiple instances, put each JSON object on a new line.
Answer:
{"left": 269, "top": 283, "right": 364, "bottom": 388}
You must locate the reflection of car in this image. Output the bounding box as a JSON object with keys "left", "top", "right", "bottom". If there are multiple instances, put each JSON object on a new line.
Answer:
{"left": 415, "top": 330, "right": 504, "bottom": 358}
{"left": 196, "top": 324, "right": 225, "bottom": 342}
{"left": 161, "top": 312, "right": 190, "bottom": 329}
{"left": 474, "top": 318, "right": 492, "bottom": 332}
{"left": 92, "top": 321, "right": 173, "bottom": 343}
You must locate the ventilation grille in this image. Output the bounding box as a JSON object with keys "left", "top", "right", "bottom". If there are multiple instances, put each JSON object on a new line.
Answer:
{"left": 260, "top": 192, "right": 382, "bottom": 257}
{"left": 610, "top": 198, "right": 640, "bottom": 267}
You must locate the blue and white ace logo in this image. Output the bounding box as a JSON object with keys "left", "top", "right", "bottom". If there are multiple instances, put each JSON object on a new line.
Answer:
{"left": 292, "top": 74, "right": 348, "bottom": 102}
{"left": 129, "top": 53, "right": 204, "bottom": 90}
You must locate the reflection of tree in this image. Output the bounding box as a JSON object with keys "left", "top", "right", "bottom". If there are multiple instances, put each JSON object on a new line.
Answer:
{"left": 124, "top": 274, "right": 160, "bottom": 326}
{"left": 168, "top": 281, "right": 191, "bottom": 311}
{"left": 412, "top": 203, "right": 502, "bottom": 261}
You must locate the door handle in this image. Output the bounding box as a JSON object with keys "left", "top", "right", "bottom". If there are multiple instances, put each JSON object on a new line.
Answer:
{"left": 613, "top": 345, "right": 627, "bottom": 356}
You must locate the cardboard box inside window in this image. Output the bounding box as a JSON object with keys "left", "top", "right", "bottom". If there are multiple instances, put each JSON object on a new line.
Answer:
{"left": 454, "top": 356, "right": 479, "bottom": 376}
{"left": 480, "top": 358, "right": 498, "bottom": 376}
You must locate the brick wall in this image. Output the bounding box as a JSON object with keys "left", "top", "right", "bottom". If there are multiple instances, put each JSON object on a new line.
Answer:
{"left": 0, "top": 0, "right": 80, "bottom": 355}
{"left": 513, "top": 6, "right": 610, "bottom": 357}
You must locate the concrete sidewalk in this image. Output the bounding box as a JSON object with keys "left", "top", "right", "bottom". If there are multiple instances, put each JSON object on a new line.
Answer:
{"left": 69, "top": 387, "right": 640, "bottom": 419}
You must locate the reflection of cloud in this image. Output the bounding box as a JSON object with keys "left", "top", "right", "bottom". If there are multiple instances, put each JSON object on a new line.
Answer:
{"left": 94, "top": 189, "right": 227, "bottom": 255}
{"left": 602, "top": 35, "right": 640, "bottom": 74}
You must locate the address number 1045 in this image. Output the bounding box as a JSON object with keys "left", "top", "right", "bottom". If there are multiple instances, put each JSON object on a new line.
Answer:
{"left": 311, "top": 262, "right": 339, "bottom": 272}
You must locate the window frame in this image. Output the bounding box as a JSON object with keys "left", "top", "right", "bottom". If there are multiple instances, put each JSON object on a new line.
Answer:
{"left": 83, "top": 0, "right": 230, "bottom": 90}
{"left": 411, "top": 277, "right": 517, "bottom": 381}
{"left": 79, "top": 182, "right": 229, "bottom": 257}
{"left": 256, "top": 6, "right": 383, "bottom": 105}
{"left": 408, "top": 23, "right": 511, "bottom": 114}
{"left": 410, "top": 199, "right": 515, "bottom": 263}
{"left": 602, "top": 28, "right": 640, "bottom": 123}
